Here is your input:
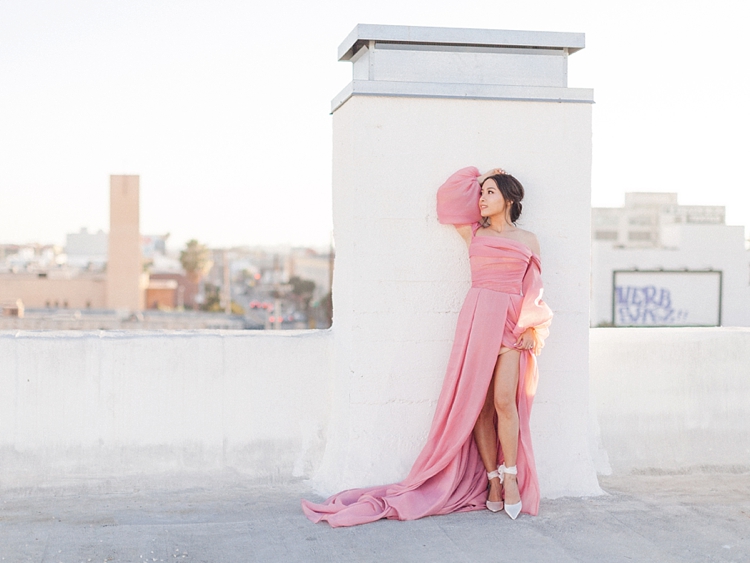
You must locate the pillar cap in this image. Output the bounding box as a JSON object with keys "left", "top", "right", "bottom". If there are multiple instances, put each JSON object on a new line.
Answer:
{"left": 338, "top": 24, "right": 585, "bottom": 61}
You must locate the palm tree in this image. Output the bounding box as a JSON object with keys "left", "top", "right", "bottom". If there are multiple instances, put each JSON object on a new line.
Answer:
{"left": 180, "top": 239, "right": 212, "bottom": 283}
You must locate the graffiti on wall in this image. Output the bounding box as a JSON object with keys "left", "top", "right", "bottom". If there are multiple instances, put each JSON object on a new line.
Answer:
{"left": 612, "top": 270, "right": 721, "bottom": 327}
{"left": 615, "top": 285, "right": 689, "bottom": 325}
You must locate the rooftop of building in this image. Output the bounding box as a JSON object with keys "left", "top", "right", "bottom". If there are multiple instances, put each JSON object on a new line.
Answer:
{"left": 2, "top": 472, "right": 747, "bottom": 562}
{"left": 593, "top": 192, "right": 725, "bottom": 215}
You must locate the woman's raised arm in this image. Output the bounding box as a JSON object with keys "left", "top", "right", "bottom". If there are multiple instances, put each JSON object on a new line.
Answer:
{"left": 436, "top": 167, "right": 482, "bottom": 227}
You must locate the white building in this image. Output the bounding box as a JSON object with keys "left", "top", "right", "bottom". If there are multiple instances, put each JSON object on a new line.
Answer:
{"left": 65, "top": 227, "right": 108, "bottom": 269}
{"left": 591, "top": 193, "right": 750, "bottom": 327}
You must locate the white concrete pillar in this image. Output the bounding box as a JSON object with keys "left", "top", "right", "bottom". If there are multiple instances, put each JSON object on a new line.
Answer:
{"left": 313, "top": 24, "right": 600, "bottom": 498}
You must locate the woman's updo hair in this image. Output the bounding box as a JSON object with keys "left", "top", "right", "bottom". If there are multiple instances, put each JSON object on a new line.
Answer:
{"left": 480, "top": 173, "right": 525, "bottom": 225}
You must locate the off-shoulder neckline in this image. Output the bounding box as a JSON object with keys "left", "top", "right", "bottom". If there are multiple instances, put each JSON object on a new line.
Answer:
{"left": 472, "top": 234, "right": 539, "bottom": 259}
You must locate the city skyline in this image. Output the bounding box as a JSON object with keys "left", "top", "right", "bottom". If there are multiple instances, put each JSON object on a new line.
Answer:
{"left": 1, "top": 1, "right": 748, "bottom": 249}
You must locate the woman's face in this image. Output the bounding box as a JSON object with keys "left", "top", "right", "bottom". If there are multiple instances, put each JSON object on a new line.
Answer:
{"left": 479, "top": 178, "right": 508, "bottom": 218}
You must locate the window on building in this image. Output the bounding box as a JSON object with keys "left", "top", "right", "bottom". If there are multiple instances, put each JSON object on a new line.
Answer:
{"left": 628, "top": 215, "right": 655, "bottom": 226}
{"left": 592, "top": 213, "right": 620, "bottom": 227}
{"left": 628, "top": 231, "right": 652, "bottom": 241}
{"left": 594, "top": 231, "right": 618, "bottom": 241}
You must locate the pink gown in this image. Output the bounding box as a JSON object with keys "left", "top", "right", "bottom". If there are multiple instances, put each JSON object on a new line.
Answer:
{"left": 301, "top": 167, "right": 553, "bottom": 527}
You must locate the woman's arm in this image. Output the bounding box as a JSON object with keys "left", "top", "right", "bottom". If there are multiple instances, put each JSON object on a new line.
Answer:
{"left": 514, "top": 237, "right": 542, "bottom": 354}
{"left": 513, "top": 252, "right": 553, "bottom": 356}
{"left": 456, "top": 224, "right": 473, "bottom": 247}
{"left": 436, "top": 167, "right": 505, "bottom": 247}
{"left": 436, "top": 167, "right": 482, "bottom": 226}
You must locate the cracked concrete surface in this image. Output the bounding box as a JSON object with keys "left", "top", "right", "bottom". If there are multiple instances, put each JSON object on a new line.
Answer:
{"left": 1, "top": 473, "right": 748, "bottom": 562}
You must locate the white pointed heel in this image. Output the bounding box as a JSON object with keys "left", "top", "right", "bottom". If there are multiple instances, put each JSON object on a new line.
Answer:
{"left": 499, "top": 464, "right": 522, "bottom": 520}
{"left": 485, "top": 469, "right": 503, "bottom": 512}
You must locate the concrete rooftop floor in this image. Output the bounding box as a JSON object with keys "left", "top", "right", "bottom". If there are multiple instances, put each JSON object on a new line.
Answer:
{"left": 1, "top": 472, "right": 749, "bottom": 563}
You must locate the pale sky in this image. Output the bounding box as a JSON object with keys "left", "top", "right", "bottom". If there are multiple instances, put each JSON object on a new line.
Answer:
{"left": 1, "top": 0, "right": 748, "bottom": 250}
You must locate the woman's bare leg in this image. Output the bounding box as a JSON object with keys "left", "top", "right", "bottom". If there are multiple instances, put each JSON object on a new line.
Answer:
{"left": 473, "top": 369, "right": 502, "bottom": 504}
{"left": 494, "top": 349, "right": 521, "bottom": 506}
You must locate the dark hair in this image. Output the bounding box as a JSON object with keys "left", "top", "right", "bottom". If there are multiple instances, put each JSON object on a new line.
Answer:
{"left": 479, "top": 174, "right": 525, "bottom": 225}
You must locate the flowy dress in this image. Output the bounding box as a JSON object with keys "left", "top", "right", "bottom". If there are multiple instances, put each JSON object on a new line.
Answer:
{"left": 301, "top": 166, "right": 553, "bottom": 527}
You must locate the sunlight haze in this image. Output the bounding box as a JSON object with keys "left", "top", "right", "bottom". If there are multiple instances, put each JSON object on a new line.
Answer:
{"left": 1, "top": 0, "right": 747, "bottom": 249}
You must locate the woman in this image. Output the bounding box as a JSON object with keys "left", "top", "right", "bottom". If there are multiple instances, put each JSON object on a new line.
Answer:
{"left": 301, "top": 166, "right": 553, "bottom": 527}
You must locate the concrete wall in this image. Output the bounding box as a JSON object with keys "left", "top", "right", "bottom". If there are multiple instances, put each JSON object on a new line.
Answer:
{"left": 3, "top": 327, "right": 747, "bottom": 490}
{"left": 590, "top": 328, "right": 750, "bottom": 474}
{"left": 0, "top": 330, "right": 333, "bottom": 489}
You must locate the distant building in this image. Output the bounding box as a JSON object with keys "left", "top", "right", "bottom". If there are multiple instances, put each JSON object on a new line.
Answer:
{"left": 0, "top": 244, "right": 61, "bottom": 272}
{"left": 107, "top": 175, "right": 146, "bottom": 311}
{"left": 290, "top": 248, "right": 332, "bottom": 303}
{"left": 591, "top": 193, "right": 750, "bottom": 327}
{"left": 145, "top": 279, "right": 179, "bottom": 309}
{"left": 65, "top": 227, "right": 108, "bottom": 269}
{"left": 592, "top": 192, "right": 726, "bottom": 248}
{"left": 0, "top": 270, "right": 106, "bottom": 310}
{"left": 142, "top": 233, "right": 170, "bottom": 259}
{"left": 148, "top": 273, "right": 199, "bottom": 309}
{"left": 0, "top": 176, "right": 147, "bottom": 311}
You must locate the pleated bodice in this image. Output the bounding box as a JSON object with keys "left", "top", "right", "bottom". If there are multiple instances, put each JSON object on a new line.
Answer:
{"left": 470, "top": 236, "right": 532, "bottom": 295}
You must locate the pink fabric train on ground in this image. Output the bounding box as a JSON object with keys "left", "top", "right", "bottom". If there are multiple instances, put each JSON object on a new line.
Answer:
{"left": 301, "top": 167, "right": 553, "bottom": 527}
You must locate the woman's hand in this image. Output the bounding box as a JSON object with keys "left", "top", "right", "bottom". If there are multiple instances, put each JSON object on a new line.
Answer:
{"left": 477, "top": 168, "right": 507, "bottom": 184}
{"left": 514, "top": 328, "right": 540, "bottom": 355}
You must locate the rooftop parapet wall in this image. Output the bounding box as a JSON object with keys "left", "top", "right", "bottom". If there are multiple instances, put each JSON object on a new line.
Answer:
{"left": 2, "top": 327, "right": 747, "bottom": 488}
{"left": 0, "top": 330, "right": 333, "bottom": 488}
{"left": 333, "top": 24, "right": 593, "bottom": 111}
{"left": 590, "top": 327, "right": 750, "bottom": 474}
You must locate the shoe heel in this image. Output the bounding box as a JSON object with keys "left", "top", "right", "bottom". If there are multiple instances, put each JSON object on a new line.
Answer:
{"left": 485, "top": 468, "right": 503, "bottom": 513}
{"left": 498, "top": 464, "right": 522, "bottom": 520}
